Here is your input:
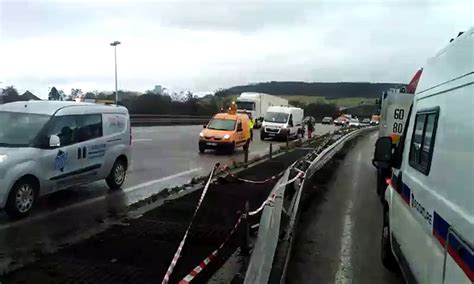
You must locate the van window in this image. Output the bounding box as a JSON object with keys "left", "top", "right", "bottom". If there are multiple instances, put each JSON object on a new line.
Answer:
{"left": 45, "top": 115, "right": 79, "bottom": 147}
{"left": 78, "top": 114, "right": 103, "bottom": 142}
{"left": 409, "top": 108, "right": 439, "bottom": 175}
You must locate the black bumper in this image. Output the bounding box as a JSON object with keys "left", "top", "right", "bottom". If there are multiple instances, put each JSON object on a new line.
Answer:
{"left": 261, "top": 129, "right": 289, "bottom": 139}
{"left": 199, "top": 140, "right": 234, "bottom": 150}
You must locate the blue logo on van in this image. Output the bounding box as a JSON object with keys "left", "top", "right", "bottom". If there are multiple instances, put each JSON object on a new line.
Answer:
{"left": 55, "top": 150, "right": 68, "bottom": 172}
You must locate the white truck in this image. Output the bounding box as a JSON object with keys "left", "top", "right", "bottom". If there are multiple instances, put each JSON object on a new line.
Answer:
{"left": 235, "top": 92, "right": 288, "bottom": 128}
{"left": 375, "top": 69, "right": 422, "bottom": 198}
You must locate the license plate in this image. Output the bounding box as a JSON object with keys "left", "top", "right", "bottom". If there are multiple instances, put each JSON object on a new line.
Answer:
{"left": 268, "top": 133, "right": 275, "bottom": 136}
{"left": 207, "top": 142, "right": 217, "bottom": 146}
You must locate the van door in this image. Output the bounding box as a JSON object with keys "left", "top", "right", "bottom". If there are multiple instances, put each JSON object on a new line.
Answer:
{"left": 236, "top": 119, "right": 246, "bottom": 145}
{"left": 39, "top": 115, "right": 83, "bottom": 193}
{"left": 75, "top": 114, "right": 106, "bottom": 184}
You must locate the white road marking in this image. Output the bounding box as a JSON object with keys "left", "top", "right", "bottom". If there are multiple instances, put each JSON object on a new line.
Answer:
{"left": 334, "top": 150, "right": 362, "bottom": 283}
{"left": 0, "top": 168, "right": 201, "bottom": 231}
{"left": 123, "top": 168, "right": 201, "bottom": 193}
{"left": 133, "top": 138, "right": 153, "bottom": 142}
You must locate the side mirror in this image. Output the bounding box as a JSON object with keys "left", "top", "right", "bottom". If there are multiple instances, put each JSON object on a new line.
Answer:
{"left": 203, "top": 125, "right": 207, "bottom": 128}
{"left": 372, "top": 137, "right": 392, "bottom": 168}
{"left": 49, "top": 135, "right": 61, "bottom": 148}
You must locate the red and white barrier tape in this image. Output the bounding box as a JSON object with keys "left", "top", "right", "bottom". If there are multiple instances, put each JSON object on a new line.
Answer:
{"left": 179, "top": 215, "right": 243, "bottom": 284}
{"left": 220, "top": 164, "right": 285, "bottom": 185}
{"left": 162, "top": 164, "right": 218, "bottom": 284}
{"left": 179, "top": 171, "right": 305, "bottom": 283}
{"left": 248, "top": 172, "right": 303, "bottom": 216}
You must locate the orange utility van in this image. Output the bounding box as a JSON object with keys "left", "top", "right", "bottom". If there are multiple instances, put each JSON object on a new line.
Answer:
{"left": 199, "top": 106, "right": 251, "bottom": 154}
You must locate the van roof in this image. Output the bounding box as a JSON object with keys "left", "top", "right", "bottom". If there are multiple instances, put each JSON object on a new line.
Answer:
{"left": 267, "top": 106, "right": 302, "bottom": 113}
{"left": 416, "top": 28, "right": 473, "bottom": 97}
{"left": 213, "top": 112, "right": 248, "bottom": 120}
{"left": 0, "top": 101, "right": 128, "bottom": 116}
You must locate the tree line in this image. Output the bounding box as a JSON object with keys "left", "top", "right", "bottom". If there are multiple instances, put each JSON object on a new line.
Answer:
{"left": 215, "top": 81, "right": 404, "bottom": 99}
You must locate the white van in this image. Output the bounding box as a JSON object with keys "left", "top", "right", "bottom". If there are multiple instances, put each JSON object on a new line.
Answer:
{"left": 373, "top": 29, "right": 473, "bottom": 283}
{"left": 260, "top": 106, "right": 304, "bottom": 140}
{"left": 0, "top": 101, "right": 131, "bottom": 218}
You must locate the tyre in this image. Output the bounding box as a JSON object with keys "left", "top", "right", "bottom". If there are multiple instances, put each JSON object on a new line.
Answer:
{"left": 5, "top": 177, "right": 38, "bottom": 218}
{"left": 381, "top": 210, "right": 399, "bottom": 272}
{"left": 106, "top": 158, "right": 127, "bottom": 190}
{"left": 243, "top": 139, "right": 250, "bottom": 151}
{"left": 199, "top": 144, "right": 205, "bottom": 153}
{"left": 260, "top": 131, "right": 266, "bottom": 141}
{"left": 228, "top": 142, "right": 235, "bottom": 154}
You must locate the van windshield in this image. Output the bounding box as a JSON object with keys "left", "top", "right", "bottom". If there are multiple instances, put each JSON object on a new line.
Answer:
{"left": 265, "top": 112, "right": 289, "bottom": 123}
{"left": 207, "top": 118, "right": 236, "bottom": 131}
{"left": 0, "top": 112, "right": 51, "bottom": 147}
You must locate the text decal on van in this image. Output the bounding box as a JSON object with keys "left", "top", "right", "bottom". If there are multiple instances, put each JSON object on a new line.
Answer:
{"left": 395, "top": 182, "right": 474, "bottom": 282}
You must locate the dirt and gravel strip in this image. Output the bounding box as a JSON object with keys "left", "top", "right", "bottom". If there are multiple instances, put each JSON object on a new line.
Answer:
{"left": 2, "top": 148, "right": 312, "bottom": 284}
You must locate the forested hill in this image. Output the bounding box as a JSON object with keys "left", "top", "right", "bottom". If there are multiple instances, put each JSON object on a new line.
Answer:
{"left": 215, "top": 81, "right": 405, "bottom": 99}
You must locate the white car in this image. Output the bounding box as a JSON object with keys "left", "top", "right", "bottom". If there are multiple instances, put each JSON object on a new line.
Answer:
{"left": 0, "top": 101, "right": 131, "bottom": 218}
{"left": 348, "top": 118, "right": 360, "bottom": 127}
{"left": 373, "top": 28, "right": 473, "bottom": 283}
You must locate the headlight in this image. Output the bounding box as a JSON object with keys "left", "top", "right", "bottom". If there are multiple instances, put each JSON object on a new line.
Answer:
{"left": 223, "top": 134, "right": 230, "bottom": 140}
{"left": 199, "top": 132, "right": 204, "bottom": 137}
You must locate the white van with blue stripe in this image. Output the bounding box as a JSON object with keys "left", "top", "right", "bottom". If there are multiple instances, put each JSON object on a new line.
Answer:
{"left": 373, "top": 28, "right": 473, "bottom": 283}
{"left": 0, "top": 101, "right": 131, "bottom": 218}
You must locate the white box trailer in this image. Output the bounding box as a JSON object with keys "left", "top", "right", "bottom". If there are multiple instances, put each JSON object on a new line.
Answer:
{"left": 236, "top": 92, "right": 288, "bottom": 128}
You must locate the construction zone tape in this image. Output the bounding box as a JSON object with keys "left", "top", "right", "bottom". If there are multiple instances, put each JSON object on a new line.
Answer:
{"left": 248, "top": 172, "right": 304, "bottom": 216}
{"left": 162, "top": 164, "right": 218, "bottom": 284}
{"left": 179, "top": 215, "right": 243, "bottom": 284}
{"left": 220, "top": 164, "right": 285, "bottom": 184}
{"left": 179, "top": 170, "right": 305, "bottom": 283}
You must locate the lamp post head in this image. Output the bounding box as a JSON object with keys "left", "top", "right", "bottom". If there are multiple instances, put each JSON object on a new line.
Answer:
{"left": 110, "top": 41, "right": 121, "bottom": 46}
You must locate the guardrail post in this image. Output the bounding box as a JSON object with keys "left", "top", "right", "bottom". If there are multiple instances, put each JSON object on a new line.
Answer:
{"left": 269, "top": 143, "right": 273, "bottom": 159}
{"left": 241, "top": 201, "right": 250, "bottom": 256}
{"left": 244, "top": 147, "right": 249, "bottom": 168}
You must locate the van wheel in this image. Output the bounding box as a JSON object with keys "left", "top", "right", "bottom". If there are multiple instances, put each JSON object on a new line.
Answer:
{"left": 260, "top": 131, "right": 266, "bottom": 141}
{"left": 106, "top": 158, "right": 127, "bottom": 190}
{"left": 243, "top": 139, "right": 250, "bottom": 151}
{"left": 228, "top": 142, "right": 235, "bottom": 154}
{"left": 5, "top": 177, "right": 38, "bottom": 218}
{"left": 381, "top": 210, "right": 399, "bottom": 272}
{"left": 199, "top": 145, "right": 205, "bottom": 153}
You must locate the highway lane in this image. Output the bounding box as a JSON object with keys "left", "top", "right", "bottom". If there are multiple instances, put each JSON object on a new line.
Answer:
{"left": 287, "top": 131, "right": 404, "bottom": 283}
{"left": 0, "top": 123, "right": 337, "bottom": 273}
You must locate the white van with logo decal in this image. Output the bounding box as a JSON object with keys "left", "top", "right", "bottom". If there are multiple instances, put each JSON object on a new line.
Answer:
{"left": 0, "top": 101, "right": 131, "bottom": 218}
{"left": 373, "top": 29, "right": 473, "bottom": 283}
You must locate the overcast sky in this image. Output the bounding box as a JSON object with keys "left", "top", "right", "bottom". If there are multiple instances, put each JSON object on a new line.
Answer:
{"left": 1, "top": 0, "right": 473, "bottom": 98}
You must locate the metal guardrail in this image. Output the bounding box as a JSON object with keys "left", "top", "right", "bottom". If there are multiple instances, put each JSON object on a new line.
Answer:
{"left": 130, "top": 114, "right": 211, "bottom": 126}
{"left": 244, "top": 126, "right": 376, "bottom": 284}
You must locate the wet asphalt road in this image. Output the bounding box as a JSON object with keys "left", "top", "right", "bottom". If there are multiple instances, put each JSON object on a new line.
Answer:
{"left": 0, "top": 123, "right": 336, "bottom": 274}
{"left": 287, "top": 131, "right": 405, "bottom": 284}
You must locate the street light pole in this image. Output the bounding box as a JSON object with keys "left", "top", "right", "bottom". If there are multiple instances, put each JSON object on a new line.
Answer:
{"left": 110, "top": 41, "right": 121, "bottom": 105}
